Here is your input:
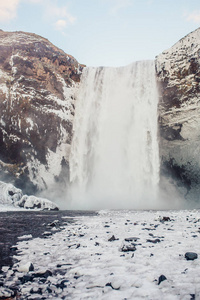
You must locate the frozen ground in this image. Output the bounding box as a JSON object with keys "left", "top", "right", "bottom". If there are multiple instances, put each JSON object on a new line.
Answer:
{"left": 1, "top": 209, "right": 200, "bottom": 299}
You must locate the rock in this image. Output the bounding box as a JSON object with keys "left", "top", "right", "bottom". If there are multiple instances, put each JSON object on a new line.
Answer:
{"left": 0, "top": 287, "right": 15, "bottom": 298}
{"left": 124, "top": 237, "right": 139, "bottom": 242}
{"left": 120, "top": 244, "right": 136, "bottom": 252}
{"left": 17, "top": 262, "right": 34, "bottom": 272}
{"left": 158, "top": 275, "right": 167, "bottom": 285}
{"left": 146, "top": 239, "right": 161, "bottom": 243}
{"left": 56, "top": 279, "right": 69, "bottom": 289}
{"left": 108, "top": 235, "right": 118, "bottom": 242}
{"left": 185, "top": 252, "right": 198, "bottom": 260}
{"left": 16, "top": 195, "right": 59, "bottom": 210}
{"left": 0, "top": 30, "right": 84, "bottom": 193}
{"left": 48, "top": 220, "right": 60, "bottom": 227}
{"left": 105, "top": 282, "right": 120, "bottom": 290}
{"left": 19, "top": 274, "right": 34, "bottom": 284}
{"left": 0, "top": 180, "right": 58, "bottom": 210}
{"left": 161, "top": 217, "right": 171, "bottom": 222}
{"left": 30, "top": 287, "right": 42, "bottom": 295}
{"left": 35, "top": 269, "right": 52, "bottom": 278}
{"left": 10, "top": 246, "right": 18, "bottom": 252}
{"left": 156, "top": 27, "right": 200, "bottom": 201}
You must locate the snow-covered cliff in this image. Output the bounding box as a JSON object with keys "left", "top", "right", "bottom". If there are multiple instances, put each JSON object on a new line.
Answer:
{"left": 156, "top": 27, "right": 200, "bottom": 201}
{"left": 0, "top": 30, "right": 84, "bottom": 193}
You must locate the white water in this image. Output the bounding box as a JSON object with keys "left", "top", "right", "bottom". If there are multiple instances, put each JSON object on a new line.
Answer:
{"left": 69, "top": 61, "right": 160, "bottom": 209}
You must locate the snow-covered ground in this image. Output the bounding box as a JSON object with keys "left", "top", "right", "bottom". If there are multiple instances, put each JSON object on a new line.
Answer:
{"left": 1, "top": 209, "right": 200, "bottom": 299}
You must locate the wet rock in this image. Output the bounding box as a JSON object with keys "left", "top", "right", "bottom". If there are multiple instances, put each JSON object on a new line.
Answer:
{"left": 185, "top": 252, "right": 198, "bottom": 261}
{"left": 158, "top": 275, "right": 167, "bottom": 285}
{"left": 10, "top": 246, "right": 18, "bottom": 252}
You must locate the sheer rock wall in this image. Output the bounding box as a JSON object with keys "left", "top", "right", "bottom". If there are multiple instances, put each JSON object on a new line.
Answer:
{"left": 156, "top": 27, "right": 200, "bottom": 202}
{"left": 0, "top": 30, "right": 84, "bottom": 193}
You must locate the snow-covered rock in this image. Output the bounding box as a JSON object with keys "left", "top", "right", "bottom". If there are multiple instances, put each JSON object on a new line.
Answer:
{"left": 16, "top": 195, "right": 58, "bottom": 210}
{"left": 156, "top": 27, "right": 200, "bottom": 202}
{"left": 17, "top": 262, "right": 34, "bottom": 273}
{"left": 0, "top": 180, "right": 23, "bottom": 205}
{"left": 0, "top": 180, "right": 58, "bottom": 210}
{"left": 0, "top": 30, "right": 84, "bottom": 193}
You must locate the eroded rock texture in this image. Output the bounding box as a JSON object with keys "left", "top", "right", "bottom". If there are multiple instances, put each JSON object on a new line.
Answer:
{"left": 156, "top": 27, "right": 200, "bottom": 202}
{"left": 0, "top": 30, "right": 84, "bottom": 193}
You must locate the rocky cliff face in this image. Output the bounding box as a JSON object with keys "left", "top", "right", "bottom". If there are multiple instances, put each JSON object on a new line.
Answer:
{"left": 0, "top": 30, "right": 84, "bottom": 193}
{"left": 156, "top": 27, "right": 200, "bottom": 202}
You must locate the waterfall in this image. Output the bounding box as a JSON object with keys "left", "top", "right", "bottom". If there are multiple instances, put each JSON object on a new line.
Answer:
{"left": 69, "top": 61, "right": 160, "bottom": 209}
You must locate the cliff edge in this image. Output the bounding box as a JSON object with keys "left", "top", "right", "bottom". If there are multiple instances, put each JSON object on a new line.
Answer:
{"left": 0, "top": 30, "right": 84, "bottom": 193}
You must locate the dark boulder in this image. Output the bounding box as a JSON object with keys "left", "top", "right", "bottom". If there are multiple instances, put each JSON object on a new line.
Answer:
{"left": 185, "top": 252, "right": 198, "bottom": 261}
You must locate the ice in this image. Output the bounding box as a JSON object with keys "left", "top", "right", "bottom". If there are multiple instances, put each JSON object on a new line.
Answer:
{"left": 0, "top": 180, "right": 58, "bottom": 211}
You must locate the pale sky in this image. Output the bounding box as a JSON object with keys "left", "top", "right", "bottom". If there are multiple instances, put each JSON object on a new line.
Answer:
{"left": 0, "top": 0, "right": 200, "bottom": 67}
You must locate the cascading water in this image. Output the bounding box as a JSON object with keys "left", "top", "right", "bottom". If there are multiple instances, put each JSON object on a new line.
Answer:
{"left": 69, "top": 60, "right": 160, "bottom": 209}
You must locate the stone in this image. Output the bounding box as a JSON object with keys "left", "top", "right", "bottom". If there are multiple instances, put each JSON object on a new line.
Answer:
{"left": 124, "top": 237, "right": 139, "bottom": 242}
{"left": 146, "top": 239, "right": 161, "bottom": 244}
{"left": 185, "top": 252, "right": 198, "bottom": 261}
{"left": 0, "top": 287, "right": 15, "bottom": 298}
{"left": 105, "top": 282, "right": 120, "bottom": 290}
{"left": 108, "top": 235, "right": 118, "bottom": 242}
{"left": 30, "top": 287, "right": 43, "bottom": 295}
{"left": 48, "top": 220, "right": 59, "bottom": 227}
{"left": 121, "top": 244, "right": 136, "bottom": 252}
{"left": 19, "top": 274, "right": 34, "bottom": 284}
{"left": 158, "top": 275, "right": 167, "bottom": 285}
{"left": 17, "top": 262, "right": 34, "bottom": 272}
{"left": 161, "top": 217, "right": 171, "bottom": 222}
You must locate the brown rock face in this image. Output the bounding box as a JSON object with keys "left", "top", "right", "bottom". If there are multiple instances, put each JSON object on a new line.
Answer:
{"left": 156, "top": 27, "right": 200, "bottom": 202}
{"left": 0, "top": 30, "right": 84, "bottom": 193}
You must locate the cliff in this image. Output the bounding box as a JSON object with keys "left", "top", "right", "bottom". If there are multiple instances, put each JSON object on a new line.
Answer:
{"left": 156, "top": 27, "right": 200, "bottom": 201}
{"left": 0, "top": 30, "right": 84, "bottom": 193}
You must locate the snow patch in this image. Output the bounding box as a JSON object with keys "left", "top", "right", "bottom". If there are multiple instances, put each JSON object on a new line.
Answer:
{"left": 2, "top": 209, "right": 200, "bottom": 299}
